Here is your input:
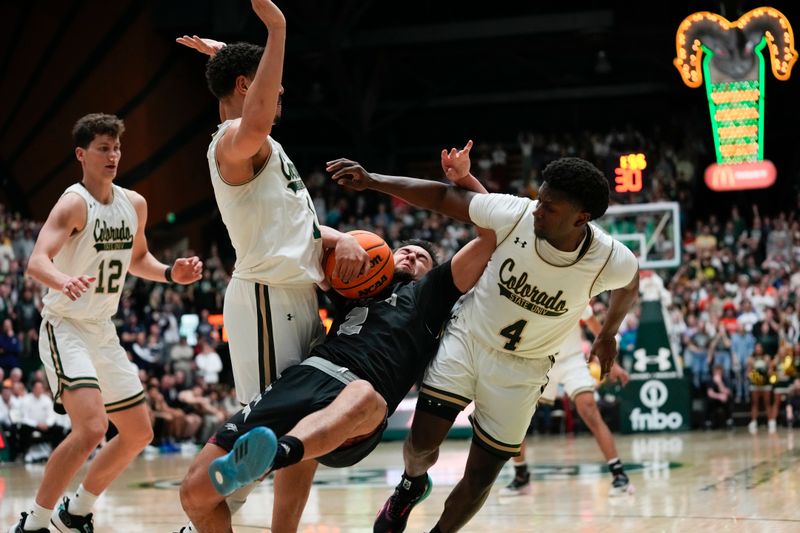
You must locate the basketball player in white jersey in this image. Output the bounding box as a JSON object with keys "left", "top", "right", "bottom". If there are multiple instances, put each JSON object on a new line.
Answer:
{"left": 501, "top": 304, "right": 633, "bottom": 497}
{"left": 9, "top": 113, "right": 203, "bottom": 533}
{"left": 328, "top": 144, "right": 639, "bottom": 532}
{"left": 175, "top": 2, "right": 369, "bottom": 531}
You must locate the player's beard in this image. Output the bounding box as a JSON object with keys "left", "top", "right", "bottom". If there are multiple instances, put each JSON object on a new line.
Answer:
{"left": 392, "top": 270, "right": 415, "bottom": 284}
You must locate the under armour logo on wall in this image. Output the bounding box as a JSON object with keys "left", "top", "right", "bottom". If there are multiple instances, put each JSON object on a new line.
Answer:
{"left": 514, "top": 237, "right": 527, "bottom": 248}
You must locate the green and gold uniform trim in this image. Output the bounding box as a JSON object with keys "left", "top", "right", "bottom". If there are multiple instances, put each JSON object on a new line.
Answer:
{"left": 419, "top": 384, "right": 471, "bottom": 410}
{"left": 470, "top": 417, "right": 521, "bottom": 458}
{"left": 255, "top": 283, "right": 278, "bottom": 392}
{"left": 106, "top": 390, "right": 146, "bottom": 413}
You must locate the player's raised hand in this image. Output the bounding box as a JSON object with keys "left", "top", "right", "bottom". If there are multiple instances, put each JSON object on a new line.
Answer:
{"left": 60, "top": 275, "right": 96, "bottom": 301}
{"left": 171, "top": 257, "right": 203, "bottom": 284}
{"left": 251, "top": 0, "right": 286, "bottom": 28}
{"left": 591, "top": 335, "right": 618, "bottom": 378}
{"left": 326, "top": 159, "right": 375, "bottom": 191}
{"left": 333, "top": 234, "right": 370, "bottom": 284}
{"left": 176, "top": 35, "right": 227, "bottom": 57}
{"left": 441, "top": 139, "right": 473, "bottom": 183}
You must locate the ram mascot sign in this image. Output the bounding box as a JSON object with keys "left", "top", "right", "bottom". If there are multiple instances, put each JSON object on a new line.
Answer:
{"left": 674, "top": 7, "right": 796, "bottom": 191}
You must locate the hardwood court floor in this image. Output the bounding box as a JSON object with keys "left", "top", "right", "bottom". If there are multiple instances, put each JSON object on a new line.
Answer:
{"left": 2, "top": 430, "right": 799, "bottom": 532}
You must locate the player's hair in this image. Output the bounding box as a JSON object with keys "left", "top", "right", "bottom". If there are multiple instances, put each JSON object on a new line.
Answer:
{"left": 397, "top": 239, "right": 440, "bottom": 267}
{"left": 541, "top": 157, "right": 609, "bottom": 220}
{"left": 72, "top": 113, "right": 125, "bottom": 149}
{"left": 205, "top": 42, "right": 264, "bottom": 99}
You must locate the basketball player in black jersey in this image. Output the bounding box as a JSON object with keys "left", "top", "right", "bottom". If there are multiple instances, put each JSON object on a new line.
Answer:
{"left": 179, "top": 228, "right": 495, "bottom": 531}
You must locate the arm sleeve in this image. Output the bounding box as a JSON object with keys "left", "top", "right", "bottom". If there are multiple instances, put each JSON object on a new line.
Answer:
{"left": 468, "top": 194, "right": 532, "bottom": 242}
{"left": 591, "top": 242, "right": 639, "bottom": 296}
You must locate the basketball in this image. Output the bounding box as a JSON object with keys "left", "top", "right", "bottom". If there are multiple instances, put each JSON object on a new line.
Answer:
{"left": 324, "top": 230, "right": 394, "bottom": 299}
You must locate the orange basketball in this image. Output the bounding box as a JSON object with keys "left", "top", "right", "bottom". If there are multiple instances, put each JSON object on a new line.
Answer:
{"left": 323, "top": 230, "right": 394, "bottom": 299}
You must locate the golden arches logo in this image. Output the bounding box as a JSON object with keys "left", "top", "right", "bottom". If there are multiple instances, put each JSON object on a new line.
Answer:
{"left": 674, "top": 7, "right": 797, "bottom": 88}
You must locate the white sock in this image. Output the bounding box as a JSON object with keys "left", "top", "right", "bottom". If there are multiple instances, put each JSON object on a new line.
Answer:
{"left": 23, "top": 502, "right": 53, "bottom": 530}
{"left": 70, "top": 484, "right": 99, "bottom": 516}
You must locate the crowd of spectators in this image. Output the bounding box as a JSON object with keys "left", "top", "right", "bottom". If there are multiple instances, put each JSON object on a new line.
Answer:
{"left": 2, "top": 123, "right": 800, "bottom": 463}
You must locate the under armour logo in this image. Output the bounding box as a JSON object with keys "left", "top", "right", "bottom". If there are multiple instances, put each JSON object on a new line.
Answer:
{"left": 402, "top": 479, "right": 412, "bottom": 490}
{"left": 633, "top": 347, "right": 672, "bottom": 372}
{"left": 224, "top": 423, "right": 238, "bottom": 433}
{"left": 514, "top": 237, "right": 527, "bottom": 248}
{"left": 287, "top": 314, "right": 294, "bottom": 321}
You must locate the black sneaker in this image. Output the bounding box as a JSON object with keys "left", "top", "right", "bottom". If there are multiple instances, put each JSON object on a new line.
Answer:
{"left": 8, "top": 512, "right": 50, "bottom": 533}
{"left": 50, "top": 497, "right": 93, "bottom": 532}
{"left": 373, "top": 474, "right": 432, "bottom": 533}
{"left": 499, "top": 471, "right": 531, "bottom": 496}
{"left": 609, "top": 472, "right": 634, "bottom": 496}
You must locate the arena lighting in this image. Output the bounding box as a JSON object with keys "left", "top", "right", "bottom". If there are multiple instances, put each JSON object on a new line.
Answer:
{"left": 673, "top": 7, "right": 796, "bottom": 191}
{"left": 614, "top": 153, "right": 646, "bottom": 193}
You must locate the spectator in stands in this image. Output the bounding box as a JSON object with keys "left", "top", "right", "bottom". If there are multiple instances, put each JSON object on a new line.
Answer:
{"left": 686, "top": 318, "right": 712, "bottom": 390}
{"left": 707, "top": 319, "right": 732, "bottom": 383}
{"left": 730, "top": 323, "right": 756, "bottom": 403}
{"left": 18, "top": 381, "right": 61, "bottom": 462}
{"left": 705, "top": 364, "right": 733, "bottom": 428}
{"left": 747, "top": 343, "right": 775, "bottom": 433}
{"left": 0, "top": 385, "right": 20, "bottom": 461}
{"left": 170, "top": 335, "right": 195, "bottom": 378}
{"left": 194, "top": 340, "right": 222, "bottom": 385}
{"left": 196, "top": 309, "right": 214, "bottom": 342}
{"left": 132, "top": 331, "right": 160, "bottom": 375}
{"left": 0, "top": 318, "right": 21, "bottom": 375}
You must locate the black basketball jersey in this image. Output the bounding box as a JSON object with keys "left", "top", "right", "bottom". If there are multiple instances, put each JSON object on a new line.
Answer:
{"left": 312, "top": 260, "right": 461, "bottom": 414}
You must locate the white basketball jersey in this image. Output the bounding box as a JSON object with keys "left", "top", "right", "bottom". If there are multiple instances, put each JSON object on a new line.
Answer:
{"left": 42, "top": 183, "right": 137, "bottom": 320}
{"left": 208, "top": 121, "right": 324, "bottom": 286}
{"left": 461, "top": 194, "right": 637, "bottom": 359}
{"left": 558, "top": 305, "right": 595, "bottom": 360}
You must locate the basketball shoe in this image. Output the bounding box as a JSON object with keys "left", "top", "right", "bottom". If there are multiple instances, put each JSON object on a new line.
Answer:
{"left": 50, "top": 496, "right": 93, "bottom": 532}
{"left": 8, "top": 512, "right": 50, "bottom": 533}
{"left": 208, "top": 427, "right": 277, "bottom": 496}
{"left": 608, "top": 472, "right": 634, "bottom": 496}
{"left": 499, "top": 471, "right": 531, "bottom": 496}
{"left": 374, "top": 473, "right": 432, "bottom": 533}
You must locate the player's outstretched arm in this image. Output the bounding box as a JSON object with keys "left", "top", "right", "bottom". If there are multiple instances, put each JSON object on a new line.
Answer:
{"left": 326, "top": 158, "right": 476, "bottom": 224}
{"left": 26, "top": 193, "right": 96, "bottom": 300}
{"left": 126, "top": 191, "right": 203, "bottom": 285}
{"left": 592, "top": 271, "right": 639, "bottom": 376}
{"left": 217, "top": 0, "right": 286, "bottom": 162}
{"left": 441, "top": 139, "right": 496, "bottom": 241}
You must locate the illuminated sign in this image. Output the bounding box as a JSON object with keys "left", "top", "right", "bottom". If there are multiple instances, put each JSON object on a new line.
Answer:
{"left": 674, "top": 7, "right": 796, "bottom": 190}
{"left": 704, "top": 160, "right": 776, "bottom": 191}
{"left": 614, "top": 153, "right": 646, "bottom": 193}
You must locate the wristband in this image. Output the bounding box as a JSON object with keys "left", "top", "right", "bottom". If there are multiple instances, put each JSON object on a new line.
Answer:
{"left": 165, "top": 266, "right": 174, "bottom": 283}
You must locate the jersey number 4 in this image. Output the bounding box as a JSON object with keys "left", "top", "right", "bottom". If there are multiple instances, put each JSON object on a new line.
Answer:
{"left": 95, "top": 259, "right": 123, "bottom": 294}
{"left": 499, "top": 319, "right": 528, "bottom": 350}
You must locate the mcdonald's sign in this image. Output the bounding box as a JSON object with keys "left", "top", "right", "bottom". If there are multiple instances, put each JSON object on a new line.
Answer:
{"left": 704, "top": 160, "right": 776, "bottom": 191}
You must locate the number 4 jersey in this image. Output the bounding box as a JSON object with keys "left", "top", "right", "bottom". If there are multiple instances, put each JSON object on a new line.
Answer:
{"left": 461, "top": 193, "right": 638, "bottom": 360}
{"left": 42, "top": 183, "right": 138, "bottom": 320}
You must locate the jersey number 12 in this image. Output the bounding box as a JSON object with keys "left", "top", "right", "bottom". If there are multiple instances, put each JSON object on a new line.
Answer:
{"left": 95, "top": 259, "right": 123, "bottom": 294}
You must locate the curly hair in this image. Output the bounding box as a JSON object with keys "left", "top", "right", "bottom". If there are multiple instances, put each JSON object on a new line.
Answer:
{"left": 397, "top": 239, "right": 440, "bottom": 267}
{"left": 205, "top": 42, "right": 264, "bottom": 99}
{"left": 72, "top": 113, "right": 125, "bottom": 148}
{"left": 541, "top": 157, "right": 609, "bottom": 220}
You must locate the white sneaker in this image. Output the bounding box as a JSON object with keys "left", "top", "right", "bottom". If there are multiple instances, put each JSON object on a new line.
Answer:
{"left": 748, "top": 420, "right": 758, "bottom": 434}
{"left": 768, "top": 420, "right": 777, "bottom": 433}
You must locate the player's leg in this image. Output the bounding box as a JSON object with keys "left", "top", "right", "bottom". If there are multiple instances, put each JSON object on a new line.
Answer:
{"left": 374, "top": 322, "right": 475, "bottom": 533}
{"left": 259, "top": 285, "right": 326, "bottom": 533}
{"left": 574, "top": 391, "right": 632, "bottom": 495}
{"left": 434, "top": 441, "right": 508, "bottom": 532}
{"left": 10, "top": 319, "right": 108, "bottom": 532}
{"left": 431, "top": 351, "right": 553, "bottom": 532}
{"left": 52, "top": 321, "right": 151, "bottom": 529}
{"left": 180, "top": 443, "right": 232, "bottom": 532}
